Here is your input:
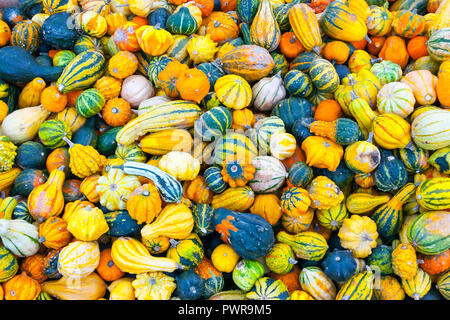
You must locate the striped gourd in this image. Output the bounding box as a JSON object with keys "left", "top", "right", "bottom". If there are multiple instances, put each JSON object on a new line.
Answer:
{"left": 214, "top": 75, "right": 252, "bottom": 110}
{"left": 0, "top": 168, "right": 22, "bottom": 191}
{"left": 396, "top": 143, "right": 429, "bottom": 174}
{"left": 370, "top": 61, "right": 403, "bottom": 86}
{"left": 428, "top": 147, "right": 450, "bottom": 174}
{"left": 281, "top": 187, "right": 311, "bottom": 215}
{"left": 166, "top": 234, "right": 204, "bottom": 270}
{"left": 246, "top": 277, "right": 290, "bottom": 300}
{"left": 12, "top": 202, "right": 34, "bottom": 223}
{"left": 116, "top": 100, "right": 201, "bottom": 146}
{"left": 11, "top": 20, "right": 41, "bottom": 53}
{"left": 299, "top": 266, "right": 336, "bottom": 300}
{"left": 390, "top": 0, "right": 428, "bottom": 15}
{"left": 249, "top": 0, "right": 281, "bottom": 52}
{"left": 165, "top": 6, "right": 198, "bottom": 36}
{"left": 309, "top": 58, "right": 339, "bottom": 93}
{"left": 232, "top": 259, "right": 265, "bottom": 291}
{"left": 276, "top": 231, "right": 328, "bottom": 261}
{"left": 401, "top": 268, "right": 431, "bottom": 300}
{"left": 192, "top": 203, "right": 215, "bottom": 236}
{"left": 204, "top": 166, "right": 227, "bottom": 194}
{"left": 38, "top": 119, "right": 72, "bottom": 149}
{"left": 320, "top": 1, "right": 368, "bottom": 42}
{"left": 73, "top": 35, "right": 104, "bottom": 55}
{"left": 112, "top": 161, "right": 182, "bottom": 204}
{"left": 213, "top": 132, "right": 258, "bottom": 166}
{"left": 264, "top": 243, "right": 296, "bottom": 274}
{"left": 415, "top": 177, "right": 450, "bottom": 211}
{"left": 197, "top": 62, "right": 225, "bottom": 92}
{"left": 211, "top": 186, "right": 255, "bottom": 212}
{"left": 56, "top": 50, "right": 106, "bottom": 93}
{"left": 281, "top": 207, "right": 314, "bottom": 234}
{"left": 436, "top": 270, "right": 450, "bottom": 300}
{"left": 57, "top": 240, "right": 100, "bottom": 278}
{"left": 194, "top": 106, "right": 232, "bottom": 142}
{"left": 115, "top": 143, "right": 147, "bottom": 163}
{"left": 249, "top": 156, "right": 287, "bottom": 193}
{"left": 287, "top": 161, "right": 313, "bottom": 188}
{"left": 345, "top": 193, "right": 390, "bottom": 215}
{"left": 407, "top": 211, "right": 450, "bottom": 255}
{"left": 0, "top": 245, "right": 18, "bottom": 282}
{"left": 236, "top": 0, "right": 259, "bottom": 24}
{"left": 251, "top": 72, "right": 286, "bottom": 112}
{"left": 55, "top": 107, "right": 86, "bottom": 133}
{"left": 75, "top": 88, "right": 105, "bottom": 118}
{"left": 376, "top": 82, "right": 415, "bottom": 118}
{"left": 252, "top": 116, "right": 286, "bottom": 153}
{"left": 147, "top": 55, "right": 173, "bottom": 87}
{"left": 392, "top": 10, "right": 426, "bottom": 38}
{"left": 139, "top": 129, "right": 192, "bottom": 155}
{"left": 348, "top": 96, "right": 377, "bottom": 138}
{"left": 289, "top": 3, "right": 322, "bottom": 53}
{"left": 290, "top": 51, "right": 320, "bottom": 73}
{"left": 42, "top": 0, "right": 77, "bottom": 15}
{"left": 166, "top": 35, "right": 190, "bottom": 62}
{"left": 316, "top": 202, "right": 348, "bottom": 231}
{"left": 372, "top": 113, "right": 411, "bottom": 150}
{"left": 271, "top": 97, "right": 314, "bottom": 132}
{"left": 374, "top": 149, "right": 408, "bottom": 192}
{"left": 0, "top": 197, "right": 18, "bottom": 220}
{"left": 367, "top": 6, "right": 393, "bottom": 36}
{"left": 0, "top": 219, "right": 39, "bottom": 257}
{"left": 411, "top": 108, "right": 450, "bottom": 150}
{"left": 283, "top": 70, "right": 312, "bottom": 98}
{"left": 371, "top": 183, "right": 416, "bottom": 238}
{"left": 336, "top": 269, "right": 374, "bottom": 300}
{"left": 427, "top": 28, "right": 450, "bottom": 61}
{"left": 135, "top": 52, "right": 154, "bottom": 76}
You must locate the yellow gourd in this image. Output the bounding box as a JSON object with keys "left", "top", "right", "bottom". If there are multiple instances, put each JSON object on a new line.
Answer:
{"left": 40, "top": 273, "right": 107, "bottom": 300}
{"left": 63, "top": 137, "right": 107, "bottom": 179}
{"left": 18, "top": 78, "right": 46, "bottom": 109}
{"left": 67, "top": 205, "right": 109, "bottom": 241}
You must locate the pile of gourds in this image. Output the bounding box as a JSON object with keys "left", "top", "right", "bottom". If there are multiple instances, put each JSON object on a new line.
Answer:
{"left": 0, "top": 0, "right": 449, "bottom": 301}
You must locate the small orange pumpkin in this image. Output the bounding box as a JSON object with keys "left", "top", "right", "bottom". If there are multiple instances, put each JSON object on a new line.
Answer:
{"left": 191, "top": 0, "right": 214, "bottom": 17}
{"left": 0, "top": 19, "right": 11, "bottom": 47}
{"left": 46, "top": 148, "right": 70, "bottom": 176}
{"left": 250, "top": 194, "right": 282, "bottom": 226}
{"left": 176, "top": 68, "right": 210, "bottom": 103}
{"left": 108, "top": 51, "right": 138, "bottom": 79}
{"left": 407, "top": 36, "right": 429, "bottom": 60}
{"left": 322, "top": 41, "right": 350, "bottom": 64}
{"left": 279, "top": 32, "right": 304, "bottom": 60}
{"left": 367, "top": 36, "right": 385, "bottom": 55}
{"left": 270, "top": 265, "right": 301, "bottom": 293}
{"left": 96, "top": 248, "right": 125, "bottom": 282}
{"left": 94, "top": 76, "right": 122, "bottom": 99}
{"left": 232, "top": 108, "right": 255, "bottom": 130}
{"left": 314, "top": 99, "right": 342, "bottom": 121}
{"left": 38, "top": 216, "right": 71, "bottom": 250}
{"left": 105, "top": 12, "right": 127, "bottom": 35}
{"left": 20, "top": 254, "right": 47, "bottom": 283}
{"left": 126, "top": 182, "right": 162, "bottom": 224}
{"left": 157, "top": 60, "right": 189, "bottom": 98}
{"left": 205, "top": 12, "right": 239, "bottom": 43}
{"left": 40, "top": 86, "right": 68, "bottom": 113}
{"left": 102, "top": 97, "right": 131, "bottom": 127}
{"left": 3, "top": 272, "right": 41, "bottom": 300}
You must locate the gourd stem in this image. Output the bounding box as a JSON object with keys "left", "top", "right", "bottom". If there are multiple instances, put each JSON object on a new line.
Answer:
{"left": 404, "top": 141, "right": 415, "bottom": 151}
{"left": 364, "top": 35, "right": 372, "bottom": 44}
{"left": 169, "top": 238, "right": 179, "bottom": 248}
{"left": 312, "top": 46, "right": 320, "bottom": 55}
{"left": 57, "top": 165, "right": 66, "bottom": 172}
{"left": 62, "top": 137, "right": 75, "bottom": 148}
{"left": 288, "top": 257, "right": 297, "bottom": 265}
{"left": 370, "top": 58, "right": 383, "bottom": 64}
{"left": 366, "top": 131, "right": 374, "bottom": 144}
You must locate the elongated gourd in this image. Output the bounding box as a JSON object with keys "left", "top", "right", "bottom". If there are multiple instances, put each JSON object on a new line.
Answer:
{"left": 40, "top": 273, "right": 107, "bottom": 300}
{"left": 345, "top": 193, "right": 391, "bottom": 215}
{"left": 1, "top": 106, "right": 51, "bottom": 144}
{"left": 111, "top": 161, "right": 183, "bottom": 203}
{"left": 116, "top": 100, "right": 202, "bottom": 145}
{"left": 371, "top": 183, "right": 416, "bottom": 238}
{"left": 18, "top": 78, "right": 46, "bottom": 109}
{"left": 27, "top": 166, "right": 65, "bottom": 222}
{"left": 249, "top": 0, "right": 281, "bottom": 52}
{"left": 0, "top": 168, "right": 21, "bottom": 194}
{"left": 289, "top": 3, "right": 322, "bottom": 54}
{"left": 348, "top": 94, "right": 377, "bottom": 139}
{"left": 111, "top": 237, "right": 180, "bottom": 274}
{"left": 140, "top": 203, "right": 194, "bottom": 240}
{"left": 276, "top": 231, "right": 328, "bottom": 261}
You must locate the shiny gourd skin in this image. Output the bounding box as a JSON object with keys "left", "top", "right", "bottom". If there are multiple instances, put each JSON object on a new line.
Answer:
{"left": 232, "top": 259, "right": 265, "bottom": 291}
{"left": 336, "top": 269, "right": 374, "bottom": 300}
{"left": 321, "top": 250, "right": 357, "bottom": 283}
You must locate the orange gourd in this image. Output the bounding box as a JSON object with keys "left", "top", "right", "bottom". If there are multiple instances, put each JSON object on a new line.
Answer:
{"left": 94, "top": 76, "right": 122, "bottom": 99}
{"left": 205, "top": 12, "right": 239, "bottom": 43}
{"left": 437, "top": 63, "right": 450, "bottom": 108}
{"left": 80, "top": 174, "right": 101, "bottom": 203}
{"left": 20, "top": 254, "right": 47, "bottom": 283}
{"left": 40, "top": 86, "right": 68, "bottom": 113}
{"left": 191, "top": 0, "right": 214, "bottom": 17}
{"left": 314, "top": 100, "right": 343, "bottom": 122}
{"left": 108, "top": 51, "right": 138, "bottom": 79}
{"left": 350, "top": 39, "right": 368, "bottom": 50}
{"left": 279, "top": 32, "right": 304, "bottom": 60}
{"left": 392, "top": 10, "right": 426, "bottom": 38}
{"left": 322, "top": 41, "right": 350, "bottom": 64}
{"left": 250, "top": 194, "right": 282, "bottom": 226}
{"left": 157, "top": 60, "right": 189, "bottom": 98}
{"left": 38, "top": 216, "right": 71, "bottom": 250}
{"left": 379, "top": 36, "right": 409, "bottom": 69}
{"left": 96, "top": 248, "right": 124, "bottom": 282}
{"left": 407, "top": 36, "right": 429, "bottom": 60}
{"left": 232, "top": 108, "right": 255, "bottom": 130}
{"left": 27, "top": 167, "right": 65, "bottom": 223}
{"left": 367, "top": 36, "right": 385, "bottom": 55}
{"left": 3, "top": 272, "right": 41, "bottom": 300}
{"left": 0, "top": 100, "right": 8, "bottom": 123}
{"left": 126, "top": 183, "right": 162, "bottom": 224}
{"left": 0, "top": 20, "right": 11, "bottom": 47}
{"left": 102, "top": 97, "right": 131, "bottom": 127}
{"left": 105, "top": 12, "right": 127, "bottom": 35}
{"left": 176, "top": 68, "right": 210, "bottom": 103}
{"left": 135, "top": 25, "right": 174, "bottom": 56}
{"left": 113, "top": 21, "right": 140, "bottom": 52}
{"left": 183, "top": 176, "right": 213, "bottom": 204}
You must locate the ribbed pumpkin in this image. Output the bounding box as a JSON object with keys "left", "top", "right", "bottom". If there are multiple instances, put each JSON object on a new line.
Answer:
{"left": 393, "top": 10, "right": 426, "bottom": 38}
{"left": 401, "top": 70, "right": 438, "bottom": 105}
{"left": 299, "top": 266, "right": 336, "bottom": 300}
{"left": 11, "top": 20, "right": 41, "bottom": 53}
{"left": 402, "top": 268, "right": 431, "bottom": 300}
{"left": 336, "top": 270, "right": 374, "bottom": 300}
{"left": 214, "top": 74, "right": 252, "bottom": 110}
{"left": 113, "top": 21, "right": 140, "bottom": 51}
{"left": 289, "top": 3, "right": 322, "bottom": 54}
{"left": 367, "top": 6, "right": 393, "bottom": 36}
{"left": 338, "top": 215, "right": 378, "bottom": 258}
{"left": 57, "top": 240, "right": 100, "bottom": 278}
{"left": 376, "top": 82, "right": 415, "bottom": 118}
{"left": 411, "top": 108, "right": 450, "bottom": 150}
{"left": 372, "top": 113, "right": 412, "bottom": 150}
{"left": 126, "top": 182, "right": 162, "bottom": 225}
{"left": 2, "top": 272, "right": 41, "bottom": 300}
{"left": 38, "top": 217, "right": 71, "bottom": 250}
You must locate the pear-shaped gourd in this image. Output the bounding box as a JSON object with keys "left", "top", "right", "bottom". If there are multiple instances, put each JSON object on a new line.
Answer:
{"left": 0, "top": 219, "right": 39, "bottom": 257}
{"left": 27, "top": 166, "right": 65, "bottom": 222}
{"left": 63, "top": 137, "right": 107, "bottom": 179}
{"left": 250, "top": 0, "right": 281, "bottom": 52}
{"left": 111, "top": 237, "right": 180, "bottom": 274}
{"left": 40, "top": 273, "right": 107, "bottom": 300}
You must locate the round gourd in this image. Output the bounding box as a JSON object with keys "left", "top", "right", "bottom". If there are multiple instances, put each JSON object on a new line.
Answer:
{"left": 411, "top": 109, "right": 450, "bottom": 150}
{"left": 57, "top": 240, "right": 100, "bottom": 279}
{"left": 287, "top": 161, "right": 313, "bottom": 188}
{"left": 321, "top": 250, "right": 357, "bottom": 283}
{"left": 194, "top": 106, "right": 232, "bottom": 142}
{"left": 246, "top": 277, "right": 290, "bottom": 300}
{"left": 14, "top": 141, "right": 47, "bottom": 170}
{"left": 11, "top": 20, "right": 41, "bottom": 53}
{"left": 0, "top": 245, "right": 18, "bottom": 282}
{"left": 372, "top": 114, "right": 412, "bottom": 150}
{"left": 214, "top": 74, "right": 252, "bottom": 110}
{"left": 251, "top": 72, "right": 286, "bottom": 112}
{"left": 376, "top": 82, "right": 415, "bottom": 118}
{"left": 204, "top": 166, "right": 227, "bottom": 194}
{"left": 370, "top": 60, "right": 402, "bottom": 85}
{"left": 211, "top": 244, "right": 240, "bottom": 273}
{"left": 308, "top": 58, "right": 339, "bottom": 93}
{"left": 299, "top": 266, "right": 336, "bottom": 300}
{"left": 232, "top": 259, "right": 265, "bottom": 292}
{"left": 265, "top": 243, "right": 296, "bottom": 275}
{"left": 120, "top": 75, "right": 154, "bottom": 108}
{"left": 373, "top": 148, "right": 408, "bottom": 192}
{"left": 38, "top": 119, "right": 72, "bottom": 149}
{"left": 344, "top": 140, "right": 381, "bottom": 174}
{"left": 75, "top": 88, "right": 105, "bottom": 118}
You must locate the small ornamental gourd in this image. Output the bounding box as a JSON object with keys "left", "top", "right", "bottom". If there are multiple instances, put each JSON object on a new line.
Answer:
{"left": 63, "top": 137, "right": 106, "bottom": 179}
{"left": 277, "top": 231, "right": 328, "bottom": 261}
{"left": 336, "top": 269, "right": 374, "bottom": 300}
{"left": 308, "top": 176, "right": 344, "bottom": 210}
{"left": 166, "top": 233, "right": 204, "bottom": 271}
{"left": 338, "top": 215, "right": 378, "bottom": 258}
{"left": 214, "top": 74, "right": 252, "bottom": 110}
{"left": 132, "top": 272, "right": 176, "bottom": 300}
{"left": 212, "top": 208, "right": 275, "bottom": 260}
{"left": 401, "top": 268, "right": 432, "bottom": 300}
{"left": 3, "top": 272, "right": 41, "bottom": 300}
{"left": 299, "top": 266, "right": 336, "bottom": 300}
{"left": 308, "top": 118, "right": 360, "bottom": 145}
{"left": 392, "top": 243, "right": 418, "bottom": 280}
{"left": 211, "top": 244, "right": 240, "bottom": 273}
{"left": 57, "top": 240, "right": 100, "bottom": 279}
{"left": 280, "top": 187, "right": 311, "bottom": 216}
{"left": 249, "top": 0, "right": 281, "bottom": 52}
{"left": 265, "top": 243, "right": 297, "bottom": 275}
{"left": 316, "top": 202, "right": 348, "bottom": 231}
{"left": 38, "top": 217, "right": 71, "bottom": 250}
{"left": 27, "top": 166, "right": 65, "bottom": 222}
{"left": 232, "top": 259, "right": 265, "bottom": 292}
{"left": 372, "top": 113, "right": 412, "bottom": 150}
{"left": 0, "top": 245, "right": 19, "bottom": 282}
{"left": 96, "top": 168, "right": 141, "bottom": 211}
{"left": 374, "top": 276, "right": 405, "bottom": 300}
{"left": 376, "top": 82, "right": 416, "bottom": 118}
{"left": 0, "top": 136, "right": 17, "bottom": 172}
{"left": 67, "top": 205, "right": 109, "bottom": 242}
{"left": 126, "top": 183, "right": 162, "bottom": 225}
{"left": 158, "top": 151, "right": 200, "bottom": 181}
{"left": 221, "top": 159, "right": 255, "bottom": 187}
{"left": 250, "top": 194, "right": 282, "bottom": 226}
{"left": 301, "top": 136, "right": 343, "bottom": 172}
{"left": 321, "top": 250, "right": 357, "bottom": 283}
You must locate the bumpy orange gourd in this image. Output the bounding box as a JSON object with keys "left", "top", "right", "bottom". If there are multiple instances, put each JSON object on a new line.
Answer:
{"left": 392, "top": 243, "right": 418, "bottom": 280}
{"left": 135, "top": 24, "right": 174, "bottom": 56}
{"left": 301, "top": 136, "right": 343, "bottom": 172}
{"left": 28, "top": 166, "right": 65, "bottom": 222}
{"left": 40, "top": 86, "right": 68, "bottom": 113}
{"left": 308, "top": 176, "right": 344, "bottom": 210}
{"left": 183, "top": 176, "right": 213, "bottom": 204}
{"left": 127, "top": 183, "right": 162, "bottom": 225}
{"left": 18, "top": 77, "right": 46, "bottom": 109}
{"left": 38, "top": 216, "right": 71, "bottom": 250}
{"left": 108, "top": 51, "right": 139, "bottom": 79}
{"left": 250, "top": 194, "right": 282, "bottom": 226}
{"left": 102, "top": 97, "right": 131, "bottom": 127}
{"left": 3, "top": 272, "right": 41, "bottom": 300}
{"left": 378, "top": 36, "right": 409, "bottom": 69}
{"left": 176, "top": 68, "right": 210, "bottom": 104}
